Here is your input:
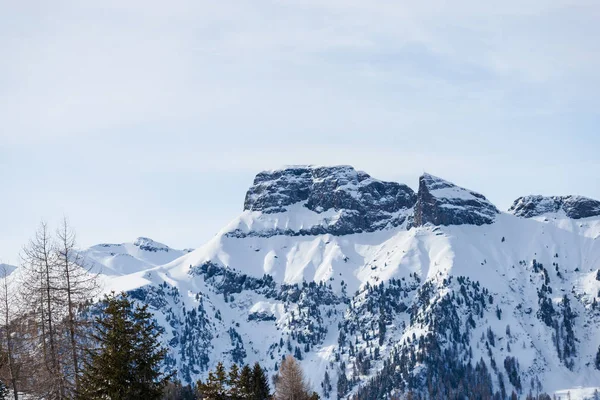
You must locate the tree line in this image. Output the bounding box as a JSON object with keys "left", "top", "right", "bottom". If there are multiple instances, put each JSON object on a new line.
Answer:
{"left": 189, "top": 355, "right": 319, "bottom": 400}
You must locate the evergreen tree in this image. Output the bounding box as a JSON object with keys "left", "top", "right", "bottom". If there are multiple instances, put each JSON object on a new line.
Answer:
{"left": 198, "top": 362, "right": 270, "bottom": 400}
{"left": 337, "top": 363, "right": 348, "bottom": 399}
{"left": 251, "top": 362, "right": 270, "bottom": 400}
{"left": 197, "top": 363, "right": 228, "bottom": 400}
{"left": 239, "top": 364, "right": 253, "bottom": 399}
{"left": 131, "top": 303, "right": 172, "bottom": 398}
{"left": 228, "top": 363, "right": 241, "bottom": 398}
{"left": 77, "top": 292, "right": 169, "bottom": 400}
{"left": 321, "top": 371, "right": 332, "bottom": 398}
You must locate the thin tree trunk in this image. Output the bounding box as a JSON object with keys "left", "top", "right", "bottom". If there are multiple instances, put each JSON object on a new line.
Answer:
{"left": 39, "top": 269, "right": 48, "bottom": 367}
{"left": 43, "top": 246, "right": 57, "bottom": 373}
{"left": 39, "top": 225, "right": 63, "bottom": 399}
{"left": 1, "top": 269, "right": 18, "bottom": 400}
{"left": 66, "top": 272, "right": 79, "bottom": 391}
{"left": 60, "top": 221, "right": 80, "bottom": 391}
{"left": 56, "top": 218, "right": 99, "bottom": 396}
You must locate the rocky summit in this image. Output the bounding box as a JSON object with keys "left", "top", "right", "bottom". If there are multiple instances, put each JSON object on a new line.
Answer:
{"left": 238, "top": 165, "right": 416, "bottom": 236}
{"left": 412, "top": 173, "right": 500, "bottom": 226}
{"left": 509, "top": 195, "right": 600, "bottom": 219}
{"left": 235, "top": 167, "right": 508, "bottom": 237}
{"left": 133, "top": 236, "right": 174, "bottom": 252}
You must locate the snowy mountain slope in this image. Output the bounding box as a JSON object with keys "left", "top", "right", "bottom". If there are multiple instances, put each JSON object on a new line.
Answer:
{"left": 19, "top": 165, "right": 600, "bottom": 398}
{"left": 100, "top": 212, "right": 600, "bottom": 397}
{"left": 0, "top": 263, "right": 17, "bottom": 276}
{"left": 81, "top": 236, "right": 190, "bottom": 276}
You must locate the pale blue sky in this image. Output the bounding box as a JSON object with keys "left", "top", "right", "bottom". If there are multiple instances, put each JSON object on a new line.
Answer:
{"left": 1, "top": 0, "right": 599, "bottom": 263}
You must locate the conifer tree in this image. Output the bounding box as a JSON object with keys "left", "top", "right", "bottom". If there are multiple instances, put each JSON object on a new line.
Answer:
{"left": 130, "top": 302, "right": 171, "bottom": 398}
{"left": 321, "top": 371, "right": 331, "bottom": 399}
{"left": 251, "top": 362, "right": 271, "bottom": 400}
{"left": 197, "top": 362, "right": 228, "bottom": 400}
{"left": 77, "top": 292, "right": 169, "bottom": 400}
{"left": 238, "top": 364, "right": 253, "bottom": 399}
{"left": 337, "top": 363, "right": 348, "bottom": 399}
{"left": 228, "top": 363, "right": 241, "bottom": 398}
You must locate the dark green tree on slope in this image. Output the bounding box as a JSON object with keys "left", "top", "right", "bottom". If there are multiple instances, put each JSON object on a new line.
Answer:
{"left": 77, "top": 292, "right": 170, "bottom": 400}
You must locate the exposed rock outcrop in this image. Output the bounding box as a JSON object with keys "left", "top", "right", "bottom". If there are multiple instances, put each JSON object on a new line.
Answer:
{"left": 412, "top": 173, "right": 499, "bottom": 227}
{"left": 237, "top": 165, "right": 416, "bottom": 236}
{"left": 509, "top": 195, "right": 600, "bottom": 219}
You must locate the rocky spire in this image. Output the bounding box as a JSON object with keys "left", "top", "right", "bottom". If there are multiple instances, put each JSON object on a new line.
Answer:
{"left": 413, "top": 173, "right": 499, "bottom": 227}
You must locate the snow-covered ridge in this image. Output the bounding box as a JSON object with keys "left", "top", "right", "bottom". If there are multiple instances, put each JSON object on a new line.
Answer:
{"left": 82, "top": 237, "right": 189, "bottom": 276}
{"left": 0, "top": 263, "right": 17, "bottom": 276}
{"left": 509, "top": 195, "right": 600, "bottom": 220}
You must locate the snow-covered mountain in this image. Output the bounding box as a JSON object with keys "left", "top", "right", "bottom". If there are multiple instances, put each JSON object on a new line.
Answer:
{"left": 0, "top": 263, "right": 17, "bottom": 276}
{"left": 33, "top": 165, "right": 600, "bottom": 398}
{"left": 81, "top": 236, "right": 191, "bottom": 276}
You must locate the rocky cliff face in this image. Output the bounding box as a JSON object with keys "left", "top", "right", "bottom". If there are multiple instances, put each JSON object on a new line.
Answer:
{"left": 133, "top": 237, "right": 174, "bottom": 253}
{"left": 412, "top": 173, "right": 499, "bottom": 227}
{"left": 235, "top": 167, "right": 509, "bottom": 237}
{"left": 509, "top": 195, "right": 600, "bottom": 219}
{"left": 236, "top": 165, "right": 416, "bottom": 236}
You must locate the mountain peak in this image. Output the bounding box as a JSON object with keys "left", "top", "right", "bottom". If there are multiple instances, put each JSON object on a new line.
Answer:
{"left": 133, "top": 237, "right": 171, "bottom": 252}
{"left": 229, "top": 165, "right": 416, "bottom": 237}
{"left": 244, "top": 165, "right": 372, "bottom": 213}
{"left": 235, "top": 167, "right": 505, "bottom": 235}
{"left": 413, "top": 173, "right": 499, "bottom": 227}
{"left": 509, "top": 195, "right": 600, "bottom": 219}
{"left": 0, "top": 263, "right": 17, "bottom": 276}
